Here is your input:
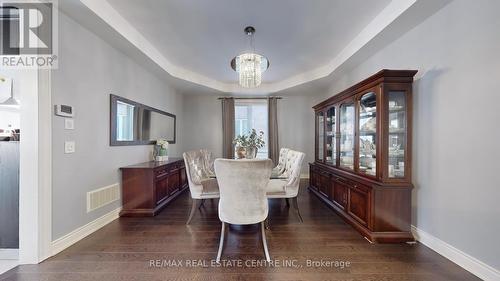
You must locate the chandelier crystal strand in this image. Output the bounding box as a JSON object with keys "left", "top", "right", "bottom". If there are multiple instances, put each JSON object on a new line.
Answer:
{"left": 231, "top": 26, "right": 269, "bottom": 88}
{"left": 238, "top": 53, "right": 262, "bottom": 88}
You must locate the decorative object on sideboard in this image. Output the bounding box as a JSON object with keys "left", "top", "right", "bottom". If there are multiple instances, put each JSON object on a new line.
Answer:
{"left": 153, "top": 139, "right": 169, "bottom": 162}
{"left": 233, "top": 129, "right": 266, "bottom": 159}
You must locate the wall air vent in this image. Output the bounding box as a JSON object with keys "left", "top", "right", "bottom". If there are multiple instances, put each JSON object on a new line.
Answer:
{"left": 86, "top": 183, "right": 120, "bottom": 213}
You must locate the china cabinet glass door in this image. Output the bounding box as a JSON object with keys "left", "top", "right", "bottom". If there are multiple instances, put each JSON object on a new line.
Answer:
{"left": 317, "top": 111, "right": 325, "bottom": 162}
{"left": 388, "top": 91, "right": 406, "bottom": 178}
{"left": 339, "top": 102, "right": 354, "bottom": 170}
{"left": 326, "top": 107, "right": 336, "bottom": 165}
{"left": 358, "top": 92, "right": 377, "bottom": 176}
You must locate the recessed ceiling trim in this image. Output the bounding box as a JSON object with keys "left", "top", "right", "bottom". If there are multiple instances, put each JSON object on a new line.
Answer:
{"left": 79, "top": 0, "right": 230, "bottom": 92}
{"left": 78, "top": 0, "right": 419, "bottom": 94}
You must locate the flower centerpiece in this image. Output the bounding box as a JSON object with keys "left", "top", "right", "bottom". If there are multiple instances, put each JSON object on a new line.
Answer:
{"left": 233, "top": 129, "right": 265, "bottom": 159}
{"left": 154, "top": 139, "right": 169, "bottom": 162}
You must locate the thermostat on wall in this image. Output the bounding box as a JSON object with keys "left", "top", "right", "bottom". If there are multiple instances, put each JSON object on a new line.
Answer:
{"left": 55, "top": 104, "right": 74, "bottom": 117}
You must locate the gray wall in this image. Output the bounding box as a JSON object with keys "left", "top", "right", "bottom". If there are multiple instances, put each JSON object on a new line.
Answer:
{"left": 181, "top": 94, "right": 318, "bottom": 176}
{"left": 51, "top": 13, "right": 184, "bottom": 240}
{"left": 321, "top": 0, "right": 500, "bottom": 270}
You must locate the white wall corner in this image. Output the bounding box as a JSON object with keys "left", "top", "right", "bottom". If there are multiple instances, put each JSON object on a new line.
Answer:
{"left": 51, "top": 207, "right": 121, "bottom": 256}
{"left": 411, "top": 225, "right": 500, "bottom": 281}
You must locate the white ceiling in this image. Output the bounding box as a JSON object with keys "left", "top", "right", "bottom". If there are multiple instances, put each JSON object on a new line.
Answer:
{"left": 62, "top": 0, "right": 451, "bottom": 95}
{"left": 107, "top": 0, "right": 390, "bottom": 85}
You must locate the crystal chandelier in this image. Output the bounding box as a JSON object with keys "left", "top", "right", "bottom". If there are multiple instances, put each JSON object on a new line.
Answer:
{"left": 231, "top": 26, "right": 269, "bottom": 88}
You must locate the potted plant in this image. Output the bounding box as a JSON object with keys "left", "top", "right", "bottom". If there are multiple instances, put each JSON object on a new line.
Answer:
{"left": 245, "top": 129, "right": 265, "bottom": 159}
{"left": 233, "top": 129, "right": 265, "bottom": 159}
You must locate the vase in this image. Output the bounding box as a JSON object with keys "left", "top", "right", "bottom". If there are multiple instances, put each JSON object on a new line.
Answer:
{"left": 245, "top": 146, "right": 258, "bottom": 159}
{"left": 235, "top": 146, "right": 246, "bottom": 159}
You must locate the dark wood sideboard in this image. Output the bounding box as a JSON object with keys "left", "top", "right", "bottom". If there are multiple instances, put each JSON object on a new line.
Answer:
{"left": 120, "top": 158, "right": 188, "bottom": 217}
{"left": 310, "top": 69, "right": 417, "bottom": 243}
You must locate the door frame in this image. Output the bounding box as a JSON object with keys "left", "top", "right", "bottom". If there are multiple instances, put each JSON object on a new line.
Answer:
{"left": 18, "top": 69, "right": 52, "bottom": 264}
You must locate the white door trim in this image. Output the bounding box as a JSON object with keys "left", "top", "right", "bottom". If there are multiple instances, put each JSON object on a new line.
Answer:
{"left": 37, "top": 69, "right": 52, "bottom": 262}
{"left": 18, "top": 69, "right": 52, "bottom": 264}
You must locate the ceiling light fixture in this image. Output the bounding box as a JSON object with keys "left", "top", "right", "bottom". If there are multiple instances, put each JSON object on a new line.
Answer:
{"left": 0, "top": 79, "right": 20, "bottom": 107}
{"left": 231, "top": 26, "right": 269, "bottom": 88}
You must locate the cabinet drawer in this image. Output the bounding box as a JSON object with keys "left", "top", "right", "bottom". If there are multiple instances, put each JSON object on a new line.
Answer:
{"left": 348, "top": 186, "right": 370, "bottom": 227}
{"left": 170, "top": 162, "right": 184, "bottom": 171}
{"left": 155, "top": 168, "right": 168, "bottom": 179}
{"left": 333, "top": 175, "right": 349, "bottom": 185}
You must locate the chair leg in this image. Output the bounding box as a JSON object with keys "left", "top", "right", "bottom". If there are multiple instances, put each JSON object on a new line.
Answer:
{"left": 285, "top": 198, "right": 290, "bottom": 207}
{"left": 261, "top": 221, "right": 271, "bottom": 262}
{"left": 198, "top": 199, "right": 205, "bottom": 209}
{"left": 186, "top": 199, "right": 198, "bottom": 225}
{"left": 265, "top": 218, "right": 270, "bottom": 230}
{"left": 292, "top": 197, "right": 303, "bottom": 223}
{"left": 216, "top": 222, "right": 226, "bottom": 263}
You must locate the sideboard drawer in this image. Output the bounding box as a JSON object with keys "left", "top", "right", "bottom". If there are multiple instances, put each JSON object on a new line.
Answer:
{"left": 155, "top": 168, "right": 168, "bottom": 179}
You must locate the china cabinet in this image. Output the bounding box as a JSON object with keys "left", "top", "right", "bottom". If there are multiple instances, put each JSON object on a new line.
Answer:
{"left": 309, "top": 69, "right": 417, "bottom": 243}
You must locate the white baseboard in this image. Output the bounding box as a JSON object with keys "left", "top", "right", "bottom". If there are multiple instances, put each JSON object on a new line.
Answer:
{"left": 51, "top": 207, "right": 121, "bottom": 256}
{"left": 411, "top": 225, "right": 500, "bottom": 281}
{"left": 0, "top": 249, "right": 19, "bottom": 260}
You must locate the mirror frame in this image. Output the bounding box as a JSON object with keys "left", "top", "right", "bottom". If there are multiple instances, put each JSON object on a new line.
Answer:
{"left": 110, "top": 94, "right": 176, "bottom": 146}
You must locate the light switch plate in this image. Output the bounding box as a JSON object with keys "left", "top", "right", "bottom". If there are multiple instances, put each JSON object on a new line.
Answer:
{"left": 64, "top": 118, "right": 74, "bottom": 130}
{"left": 65, "top": 141, "right": 75, "bottom": 154}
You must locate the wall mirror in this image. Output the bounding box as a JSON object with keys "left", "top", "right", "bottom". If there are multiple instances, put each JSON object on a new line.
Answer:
{"left": 110, "top": 94, "right": 176, "bottom": 146}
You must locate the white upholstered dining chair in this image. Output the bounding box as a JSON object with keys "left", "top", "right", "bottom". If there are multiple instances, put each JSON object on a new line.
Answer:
{"left": 266, "top": 150, "right": 306, "bottom": 222}
{"left": 271, "top": 148, "right": 289, "bottom": 177}
{"left": 214, "top": 158, "right": 273, "bottom": 262}
{"left": 183, "top": 149, "right": 220, "bottom": 224}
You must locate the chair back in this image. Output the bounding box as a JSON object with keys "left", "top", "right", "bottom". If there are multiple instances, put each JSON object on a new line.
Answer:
{"left": 214, "top": 159, "right": 272, "bottom": 225}
{"left": 183, "top": 149, "right": 214, "bottom": 197}
{"left": 283, "top": 150, "right": 305, "bottom": 196}
{"left": 273, "top": 148, "right": 289, "bottom": 174}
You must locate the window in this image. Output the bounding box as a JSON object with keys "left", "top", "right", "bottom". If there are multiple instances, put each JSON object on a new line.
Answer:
{"left": 116, "top": 101, "right": 135, "bottom": 141}
{"left": 235, "top": 99, "right": 268, "bottom": 158}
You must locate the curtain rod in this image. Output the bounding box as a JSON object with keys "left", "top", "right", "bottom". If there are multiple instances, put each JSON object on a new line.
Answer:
{"left": 217, "top": 96, "right": 282, "bottom": 100}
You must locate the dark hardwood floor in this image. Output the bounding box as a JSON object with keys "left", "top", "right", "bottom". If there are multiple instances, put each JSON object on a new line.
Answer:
{"left": 1, "top": 180, "right": 480, "bottom": 281}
